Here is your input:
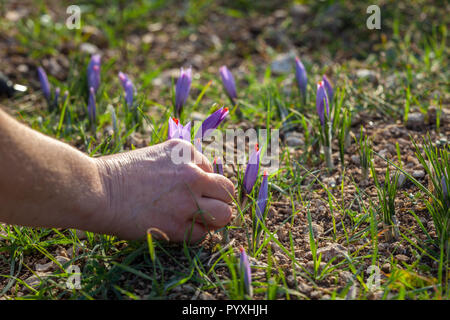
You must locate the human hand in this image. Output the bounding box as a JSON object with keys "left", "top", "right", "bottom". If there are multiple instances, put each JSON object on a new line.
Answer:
{"left": 94, "top": 139, "right": 235, "bottom": 242}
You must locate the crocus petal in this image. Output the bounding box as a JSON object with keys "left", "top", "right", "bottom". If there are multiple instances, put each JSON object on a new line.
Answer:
{"left": 322, "top": 75, "right": 333, "bottom": 102}
{"left": 87, "top": 54, "right": 101, "bottom": 93}
{"left": 256, "top": 171, "right": 268, "bottom": 222}
{"left": 168, "top": 117, "right": 179, "bottom": 140}
{"left": 87, "top": 87, "right": 96, "bottom": 124}
{"left": 295, "top": 57, "right": 307, "bottom": 98}
{"left": 219, "top": 66, "right": 237, "bottom": 102}
{"left": 118, "top": 71, "right": 129, "bottom": 88}
{"left": 124, "top": 80, "right": 134, "bottom": 107}
{"left": 316, "top": 81, "right": 330, "bottom": 126}
{"left": 243, "top": 144, "right": 261, "bottom": 194}
{"left": 239, "top": 247, "right": 252, "bottom": 295}
{"left": 181, "top": 122, "right": 191, "bottom": 141}
{"left": 195, "top": 107, "right": 229, "bottom": 140}
{"left": 175, "top": 67, "right": 192, "bottom": 115}
{"left": 37, "top": 67, "right": 51, "bottom": 101}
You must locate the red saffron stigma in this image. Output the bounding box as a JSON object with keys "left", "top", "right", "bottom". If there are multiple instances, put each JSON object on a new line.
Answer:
{"left": 263, "top": 170, "right": 268, "bottom": 176}
{"left": 239, "top": 247, "right": 244, "bottom": 253}
{"left": 255, "top": 143, "right": 259, "bottom": 151}
{"left": 224, "top": 107, "right": 229, "bottom": 112}
{"left": 172, "top": 117, "right": 179, "bottom": 125}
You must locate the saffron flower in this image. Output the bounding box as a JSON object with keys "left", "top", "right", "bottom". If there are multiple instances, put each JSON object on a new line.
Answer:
{"left": 316, "top": 81, "right": 330, "bottom": 126}
{"left": 255, "top": 171, "right": 268, "bottom": 222}
{"left": 243, "top": 144, "right": 261, "bottom": 194}
{"left": 87, "top": 54, "right": 101, "bottom": 93}
{"left": 195, "top": 107, "right": 229, "bottom": 140}
{"left": 37, "top": 67, "right": 51, "bottom": 102}
{"left": 219, "top": 66, "right": 237, "bottom": 104}
{"left": 213, "top": 157, "right": 224, "bottom": 175}
{"left": 167, "top": 117, "right": 191, "bottom": 142}
{"left": 322, "top": 75, "right": 333, "bottom": 102}
{"left": 295, "top": 57, "right": 307, "bottom": 99}
{"left": 175, "top": 67, "right": 192, "bottom": 117}
{"left": 118, "top": 72, "right": 136, "bottom": 107}
{"left": 239, "top": 247, "right": 252, "bottom": 296}
{"left": 87, "top": 87, "right": 96, "bottom": 124}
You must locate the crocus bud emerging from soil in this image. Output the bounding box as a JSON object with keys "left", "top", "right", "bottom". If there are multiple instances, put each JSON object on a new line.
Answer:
{"left": 316, "top": 81, "right": 330, "bottom": 126}
{"left": 37, "top": 67, "right": 51, "bottom": 101}
{"left": 256, "top": 171, "right": 268, "bottom": 222}
{"left": 295, "top": 57, "right": 307, "bottom": 99}
{"left": 124, "top": 80, "right": 134, "bottom": 107}
{"left": 87, "top": 87, "right": 96, "bottom": 124}
{"left": 243, "top": 144, "right": 261, "bottom": 194}
{"left": 175, "top": 67, "right": 192, "bottom": 116}
{"left": 62, "top": 90, "right": 68, "bottom": 105}
{"left": 239, "top": 247, "right": 252, "bottom": 296}
{"left": 322, "top": 75, "right": 333, "bottom": 102}
{"left": 219, "top": 66, "right": 237, "bottom": 103}
{"left": 167, "top": 117, "right": 191, "bottom": 142}
{"left": 195, "top": 107, "right": 229, "bottom": 140}
{"left": 118, "top": 72, "right": 136, "bottom": 107}
{"left": 87, "top": 54, "right": 101, "bottom": 93}
{"left": 213, "top": 157, "right": 224, "bottom": 175}
{"left": 54, "top": 87, "right": 60, "bottom": 107}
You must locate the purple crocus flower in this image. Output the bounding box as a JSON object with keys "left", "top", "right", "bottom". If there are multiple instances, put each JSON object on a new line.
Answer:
{"left": 316, "top": 81, "right": 330, "bottom": 126}
{"left": 213, "top": 157, "right": 224, "bottom": 175}
{"left": 167, "top": 117, "right": 191, "bottom": 142}
{"left": 37, "top": 67, "right": 51, "bottom": 102}
{"left": 243, "top": 144, "right": 261, "bottom": 194}
{"left": 295, "top": 57, "right": 307, "bottom": 99}
{"left": 219, "top": 66, "right": 237, "bottom": 104}
{"left": 124, "top": 80, "right": 134, "bottom": 107}
{"left": 195, "top": 107, "right": 229, "bottom": 140}
{"left": 118, "top": 72, "right": 136, "bottom": 107}
{"left": 239, "top": 247, "right": 252, "bottom": 296}
{"left": 322, "top": 75, "right": 333, "bottom": 102}
{"left": 118, "top": 71, "right": 128, "bottom": 87}
{"left": 87, "top": 54, "right": 101, "bottom": 93}
{"left": 87, "top": 87, "right": 96, "bottom": 124}
{"left": 255, "top": 171, "right": 268, "bottom": 222}
{"left": 175, "top": 67, "right": 192, "bottom": 117}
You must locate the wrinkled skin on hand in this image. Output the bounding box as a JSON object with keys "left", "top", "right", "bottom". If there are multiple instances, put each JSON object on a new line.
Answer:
{"left": 95, "top": 139, "right": 235, "bottom": 242}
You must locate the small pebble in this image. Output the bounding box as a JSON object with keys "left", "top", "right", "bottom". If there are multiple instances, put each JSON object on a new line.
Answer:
{"left": 412, "top": 170, "right": 425, "bottom": 179}
{"left": 381, "top": 263, "right": 391, "bottom": 273}
{"left": 395, "top": 254, "right": 409, "bottom": 262}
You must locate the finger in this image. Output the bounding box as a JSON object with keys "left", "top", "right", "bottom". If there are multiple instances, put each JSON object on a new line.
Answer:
{"left": 193, "top": 197, "right": 232, "bottom": 228}
{"left": 164, "top": 138, "right": 213, "bottom": 173}
{"left": 199, "top": 173, "right": 235, "bottom": 203}
{"left": 191, "top": 147, "right": 213, "bottom": 173}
